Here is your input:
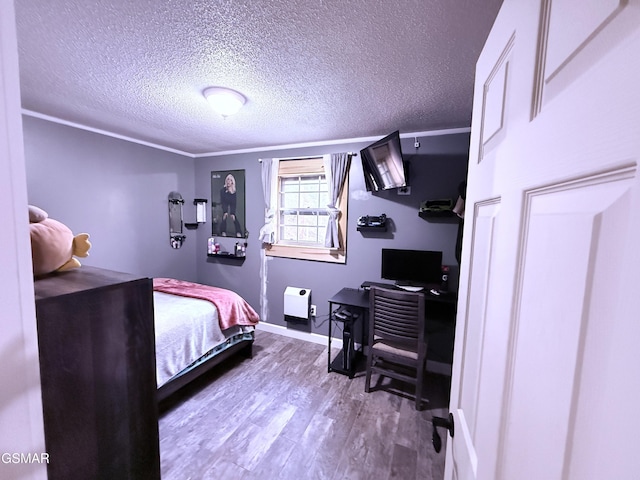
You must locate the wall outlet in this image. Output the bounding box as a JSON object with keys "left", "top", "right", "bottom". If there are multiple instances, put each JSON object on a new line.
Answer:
{"left": 397, "top": 186, "right": 411, "bottom": 195}
{"left": 310, "top": 304, "right": 317, "bottom": 316}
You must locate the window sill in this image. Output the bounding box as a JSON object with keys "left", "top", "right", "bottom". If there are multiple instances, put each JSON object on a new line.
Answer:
{"left": 265, "top": 244, "right": 346, "bottom": 264}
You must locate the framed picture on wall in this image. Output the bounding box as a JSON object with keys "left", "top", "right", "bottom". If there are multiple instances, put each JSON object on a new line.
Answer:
{"left": 211, "top": 169, "right": 247, "bottom": 238}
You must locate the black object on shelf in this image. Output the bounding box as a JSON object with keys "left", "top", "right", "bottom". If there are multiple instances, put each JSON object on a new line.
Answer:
{"left": 419, "top": 199, "right": 454, "bottom": 218}
{"left": 357, "top": 214, "right": 387, "bottom": 231}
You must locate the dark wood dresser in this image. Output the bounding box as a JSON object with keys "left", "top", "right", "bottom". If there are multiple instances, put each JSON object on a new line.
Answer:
{"left": 34, "top": 266, "right": 160, "bottom": 480}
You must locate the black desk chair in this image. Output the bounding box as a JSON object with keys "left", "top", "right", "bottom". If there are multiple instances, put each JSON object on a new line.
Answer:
{"left": 364, "top": 286, "right": 427, "bottom": 410}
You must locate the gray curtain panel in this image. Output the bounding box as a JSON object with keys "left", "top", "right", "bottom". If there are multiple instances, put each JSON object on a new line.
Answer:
{"left": 323, "top": 152, "right": 351, "bottom": 248}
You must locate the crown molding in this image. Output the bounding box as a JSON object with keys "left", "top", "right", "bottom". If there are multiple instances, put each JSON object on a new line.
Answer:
{"left": 22, "top": 109, "right": 470, "bottom": 159}
{"left": 21, "top": 110, "right": 195, "bottom": 157}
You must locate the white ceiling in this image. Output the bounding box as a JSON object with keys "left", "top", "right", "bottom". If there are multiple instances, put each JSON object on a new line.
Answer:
{"left": 15, "top": 0, "right": 502, "bottom": 156}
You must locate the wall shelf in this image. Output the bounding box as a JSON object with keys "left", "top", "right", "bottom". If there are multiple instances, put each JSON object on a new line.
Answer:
{"left": 207, "top": 252, "right": 246, "bottom": 259}
{"left": 357, "top": 225, "right": 388, "bottom": 232}
{"left": 418, "top": 210, "right": 454, "bottom": 219}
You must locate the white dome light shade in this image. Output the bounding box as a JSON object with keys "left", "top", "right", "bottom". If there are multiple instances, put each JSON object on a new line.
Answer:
{"left": 203, "top": 87, "right": 246, "bottom": 117}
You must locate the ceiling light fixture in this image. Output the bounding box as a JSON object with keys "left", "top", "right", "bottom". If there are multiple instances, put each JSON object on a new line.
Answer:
{"left": 203, "top": 86, "right": 246, "bottom": 117}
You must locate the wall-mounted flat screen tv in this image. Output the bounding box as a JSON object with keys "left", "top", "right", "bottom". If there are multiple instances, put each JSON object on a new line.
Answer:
{"left": 360, "top": 131, "right": 407, "bottom": 192}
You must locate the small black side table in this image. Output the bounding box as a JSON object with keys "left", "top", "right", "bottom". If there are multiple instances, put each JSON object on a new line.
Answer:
{"left": 328, "top": 287, "right": 369, "bottom": 378}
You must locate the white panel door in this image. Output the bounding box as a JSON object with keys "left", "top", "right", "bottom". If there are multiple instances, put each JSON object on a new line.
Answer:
{"left": 445, "top": 1, "right": 640, "bottom": 479}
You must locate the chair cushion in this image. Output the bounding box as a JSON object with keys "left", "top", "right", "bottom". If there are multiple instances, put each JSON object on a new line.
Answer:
{"left": 372, "top": 336, "right": 419, "bottom": 360}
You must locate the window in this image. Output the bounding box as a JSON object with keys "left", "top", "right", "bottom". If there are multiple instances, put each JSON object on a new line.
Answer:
{"left": 279, "top": 174, "right": 329, "bottom": 246}
{"left": 265, "top": 156, "right": 348, "bottom": 263}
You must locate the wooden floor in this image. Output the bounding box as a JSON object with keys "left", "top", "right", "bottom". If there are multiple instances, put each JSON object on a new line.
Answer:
{"left": 158, "top": 331, "right": 451, "bottom": 480}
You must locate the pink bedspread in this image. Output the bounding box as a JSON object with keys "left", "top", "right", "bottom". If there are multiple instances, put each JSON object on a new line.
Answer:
{"left": 153, "top": 278, "right": 259, "bottom": 330}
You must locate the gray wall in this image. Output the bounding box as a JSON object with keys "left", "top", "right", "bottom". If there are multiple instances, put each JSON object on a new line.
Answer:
{"left": 22, "top": 117, "right": 468, "bottom": 338}
{"left": 23, "top": 116, "right": 197, "bottom": 281}
{"left": 195, "top": 133, "right": 469, "bottom": 336}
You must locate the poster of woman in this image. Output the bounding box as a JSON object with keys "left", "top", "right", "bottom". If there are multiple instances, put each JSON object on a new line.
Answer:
{"left": 211, "top": 170, "right": 246, "bottom": 237}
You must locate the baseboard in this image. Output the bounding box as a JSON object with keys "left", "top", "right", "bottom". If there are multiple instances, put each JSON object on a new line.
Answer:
{"left": 256, "top": 322, "right": 342, "bottom": 348}
{"left": 256, "top": 322, "right": 452, "bottom": 376}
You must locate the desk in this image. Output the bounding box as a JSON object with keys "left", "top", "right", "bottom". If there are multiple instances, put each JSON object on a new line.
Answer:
{"left": 360, "top": 280, "right": 457, "bottom": 308}
{"left": 328, "top": 284, "right": 459, "bottom": 377}
{"left": 327, "top": 287, "right": 369, "bottom": 378}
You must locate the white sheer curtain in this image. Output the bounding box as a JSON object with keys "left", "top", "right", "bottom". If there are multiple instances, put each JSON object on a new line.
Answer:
{"left": 323, "top": 152, "right": 351, "bottom": 248}
{"left": 258, "top": 158, "right": 278, "bottom": 244}
{"left": 258, "top": 157, "right": 278, "bottom": 323}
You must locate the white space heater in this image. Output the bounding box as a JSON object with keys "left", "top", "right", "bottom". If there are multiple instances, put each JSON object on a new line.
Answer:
{"left": 284, "top": 287, "right": 311, "bottom": 323}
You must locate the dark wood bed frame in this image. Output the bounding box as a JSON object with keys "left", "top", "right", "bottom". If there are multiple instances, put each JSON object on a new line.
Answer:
{"left": 156, "top": 337, "right": 254, "bottom": 402}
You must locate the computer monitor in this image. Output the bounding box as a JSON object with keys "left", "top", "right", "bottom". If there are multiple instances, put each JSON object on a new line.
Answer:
{"left": 381, "top": 248, "right": 443, "bottom": 286}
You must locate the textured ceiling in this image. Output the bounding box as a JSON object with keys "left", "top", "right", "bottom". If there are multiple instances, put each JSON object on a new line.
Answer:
{"left": 15, "top": 0, "right": 502, "bottom": 156}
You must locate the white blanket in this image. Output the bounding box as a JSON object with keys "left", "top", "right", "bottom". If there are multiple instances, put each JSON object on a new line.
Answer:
{"left": 153, "top": 291, "right": 249, "bottom": 388}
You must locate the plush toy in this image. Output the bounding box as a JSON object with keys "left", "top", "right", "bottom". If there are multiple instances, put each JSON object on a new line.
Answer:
{"left": 29, "top": 205, "right": 91, "bottom": 277}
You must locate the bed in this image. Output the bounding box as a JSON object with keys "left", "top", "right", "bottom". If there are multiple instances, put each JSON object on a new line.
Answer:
{"left": 152, "top": 278, "right": 260, "bottom": 402}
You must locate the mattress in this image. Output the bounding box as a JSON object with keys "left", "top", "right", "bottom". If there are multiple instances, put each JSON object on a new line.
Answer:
{"left": 153, "top": 291, "right": 253, "bottom": 388}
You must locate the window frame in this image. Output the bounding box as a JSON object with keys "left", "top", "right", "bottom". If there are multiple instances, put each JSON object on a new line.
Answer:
{"left": 265, "top": 156, "right": 348, "bottom": 263}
